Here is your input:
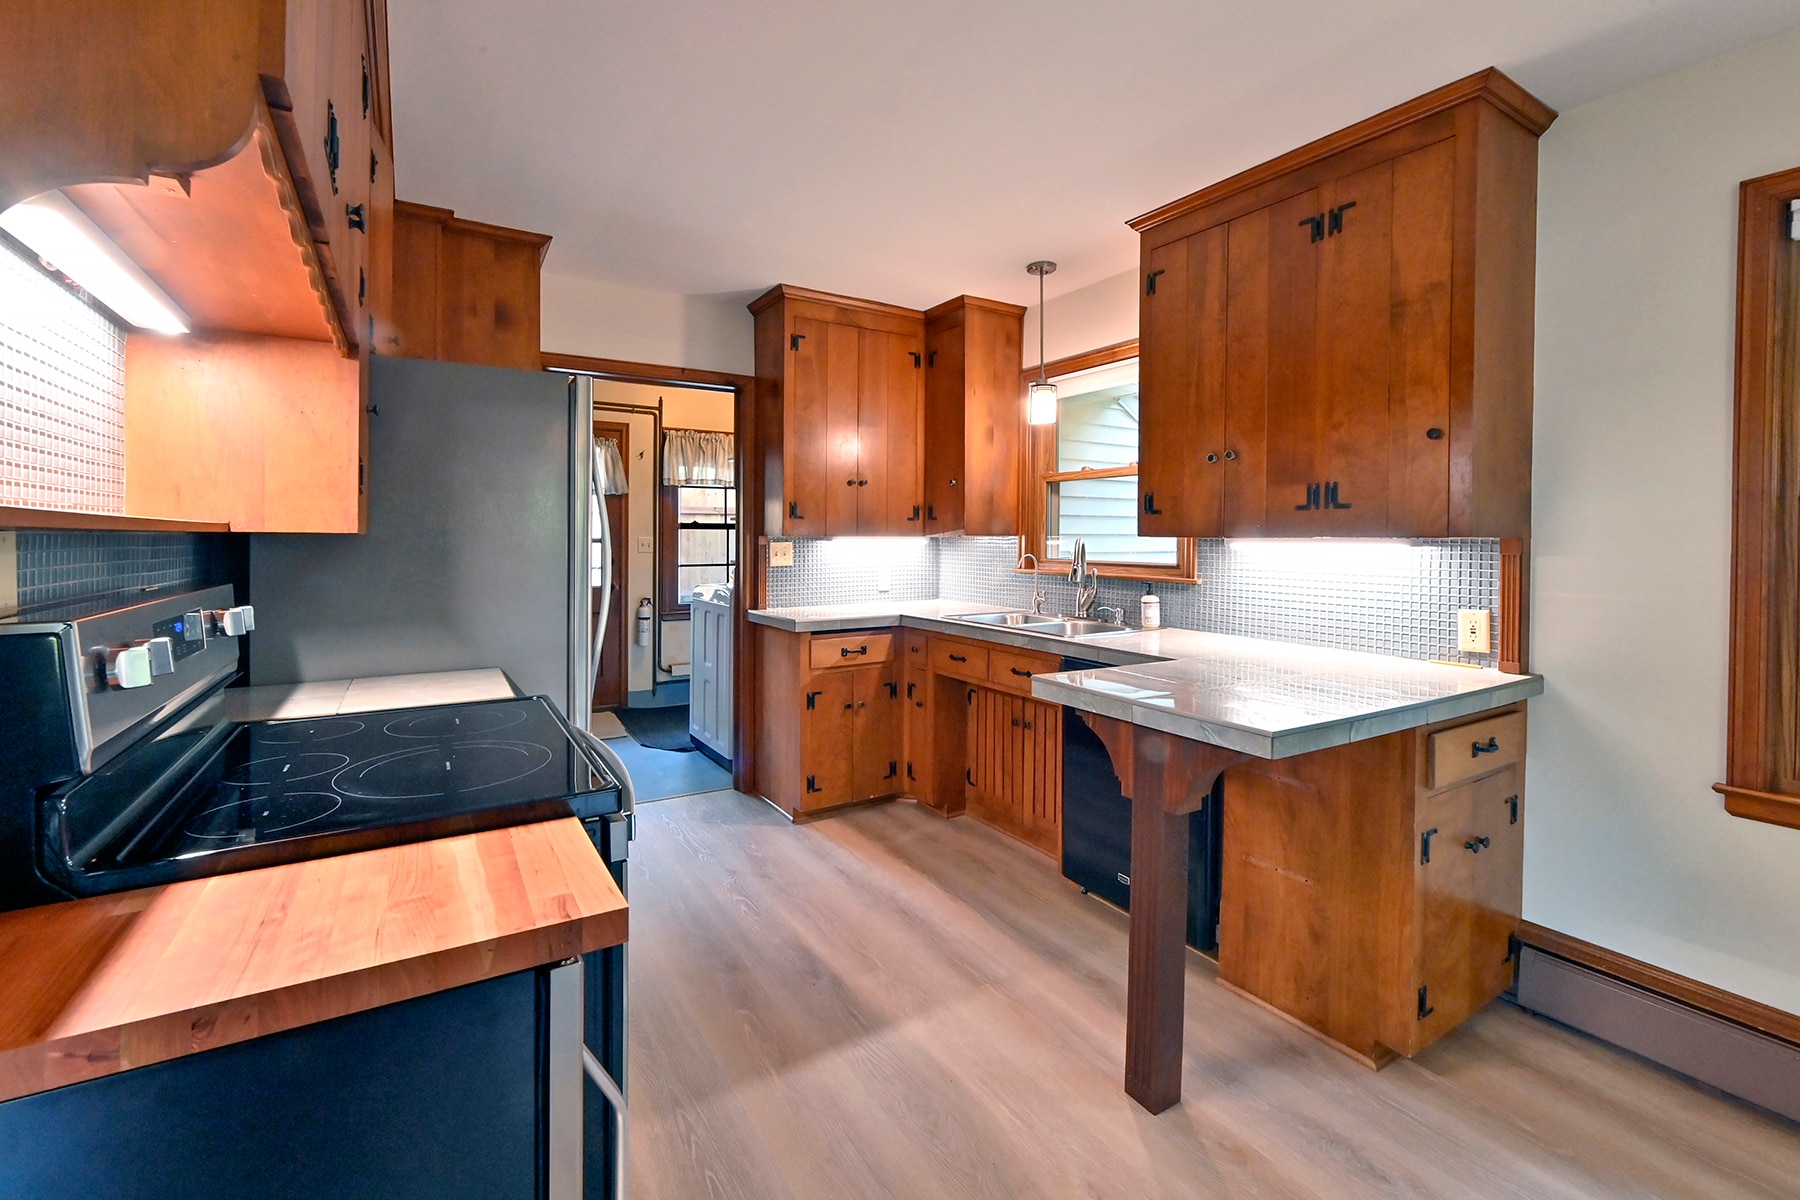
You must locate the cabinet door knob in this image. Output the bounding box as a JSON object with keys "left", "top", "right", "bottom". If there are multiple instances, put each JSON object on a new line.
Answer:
{"left": 1206, "top": 453, "right": 1219, "bottom": 464}
{"left": 1426, "top": 427, "right": 1444, "bottom": 440}
{"left": 1464, "top": 836, "right": 1492, "bottom": 854}
{"left": 1224, "top": 449, "right": 1238, "bottom": 460}
{"left": 846, "top": 479, "right": 856, "bottom": 486}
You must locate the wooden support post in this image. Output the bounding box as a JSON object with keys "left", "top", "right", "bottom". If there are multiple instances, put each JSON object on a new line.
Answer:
{"left": 1083, "top": 713, "right": 1247, "bottom": 1113}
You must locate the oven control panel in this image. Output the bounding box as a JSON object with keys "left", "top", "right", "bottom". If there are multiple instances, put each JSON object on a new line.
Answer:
{"left": 152, "top": 614, "right": 210, "bottom": 663}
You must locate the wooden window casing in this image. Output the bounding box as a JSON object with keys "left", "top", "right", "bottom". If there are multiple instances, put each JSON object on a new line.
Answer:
{"left": 1019, "top": 339, "right": 1198, "bottom": 583}
{"left": 1715, "top": 165, "right": 1800, "bottom": 830}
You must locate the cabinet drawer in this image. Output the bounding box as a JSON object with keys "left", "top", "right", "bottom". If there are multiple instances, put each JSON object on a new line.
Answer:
{"left": 810, "top": 632, "right": 894, "bottom": 671}
{"left": 988, "top": 647, "right": 1059, "bottom": 694}
{"left": 1427, "top": 711, "right": 1525, "bottom": 790}
{"left": 929, "top": 637, "right": 989, "bottom": 681}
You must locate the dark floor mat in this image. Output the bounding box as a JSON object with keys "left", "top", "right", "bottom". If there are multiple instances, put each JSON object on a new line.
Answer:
{"left": 612, "top": 705, "right": 695, "bottom": 751}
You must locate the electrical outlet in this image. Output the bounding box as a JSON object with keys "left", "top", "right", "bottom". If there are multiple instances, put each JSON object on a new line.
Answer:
{"left": 636, "top": 535, "right": 653, "bottom": 554}
{"left": 768, "top": 540, "right": 794, "bottom": 568}
{"left": 1457, "top": 608, "right": 1492, "bottom": 654}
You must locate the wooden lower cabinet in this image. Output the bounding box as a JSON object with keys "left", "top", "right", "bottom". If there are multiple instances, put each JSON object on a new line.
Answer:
{"left": 967, "top": 690, "right": 1062, "bottom": 855}
{"left": 1217, "top": 706, "right": 1525, "bottom": 1064}
{"left": 754, "top": 625, "right": 901, "bottom": 817}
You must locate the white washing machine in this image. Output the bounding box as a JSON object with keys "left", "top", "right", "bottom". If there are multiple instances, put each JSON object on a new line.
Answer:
{"left": 688, "top": 583, "right": 733, "bottom": 763}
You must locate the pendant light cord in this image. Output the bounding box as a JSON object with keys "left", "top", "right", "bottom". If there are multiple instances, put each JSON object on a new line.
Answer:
{"left": 1037, "top": 268, "right": 1047, "bottom": 384}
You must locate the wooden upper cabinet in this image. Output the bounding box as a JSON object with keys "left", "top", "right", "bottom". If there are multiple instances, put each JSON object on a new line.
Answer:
{"left": 923, "top": 297, "right": 1027, "bottom": 536}
{"left": 387, "top": 202, "right": 552, "bottom": 370}
{"left": 750, "top": 286, "right": 927, "bottom": 537}
{"left": 3, "top": 0, "right": 395, "bottom": 533}
{"left": 1132, "top": 68, "right": 1554, "bottom": 540}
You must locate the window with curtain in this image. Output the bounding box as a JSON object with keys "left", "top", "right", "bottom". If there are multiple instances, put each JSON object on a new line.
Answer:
{"left": 659, "top": 429, "right": 737, "bottom": 616}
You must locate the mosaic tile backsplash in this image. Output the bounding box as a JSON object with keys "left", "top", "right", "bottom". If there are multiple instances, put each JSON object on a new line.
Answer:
{"left": 764, "top": 537, "right": 938, "bottom": 608}
{"left": 768, "top": 534, "right": 1502, "bottom": 667}
{"left": 15, "top": 531, "right": 240, "bottom": 614}
{"left": 0, "top": 237, "right": 127, "bottom": 514}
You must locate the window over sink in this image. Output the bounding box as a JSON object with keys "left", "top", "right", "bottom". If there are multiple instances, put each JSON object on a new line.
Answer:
{"left": 1022, "top": 341, "right": 1197, "bottom": 581}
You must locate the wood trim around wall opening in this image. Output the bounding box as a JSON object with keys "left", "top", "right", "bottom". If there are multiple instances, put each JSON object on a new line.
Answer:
{"left": 1717, "top": 164, "right": 1800, "bottom": 830}
{"left": 1517, "top": 921, "right": 1800, "bottom": 1048}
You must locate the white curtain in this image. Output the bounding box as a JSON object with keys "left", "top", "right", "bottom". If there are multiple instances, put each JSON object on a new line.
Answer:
{"left": 662, "top": 428, "right": 734, "bottom": 486}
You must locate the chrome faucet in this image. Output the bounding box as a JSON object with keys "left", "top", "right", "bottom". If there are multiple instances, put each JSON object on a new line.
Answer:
{"left": 1017, "top": 552, "right": 1047, "bottom": 615}
{"left": 1069, "top": 539, "right": 1099, "bottom": 618}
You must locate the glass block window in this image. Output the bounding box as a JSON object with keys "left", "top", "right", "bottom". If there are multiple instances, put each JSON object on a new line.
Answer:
{"left": 0, "top": 234, "right": 126, "bottom": 513}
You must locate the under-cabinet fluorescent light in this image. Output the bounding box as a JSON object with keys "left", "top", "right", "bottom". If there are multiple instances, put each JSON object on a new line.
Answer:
{"left": 0, "top": 192, "right": 189, "bottom": 334}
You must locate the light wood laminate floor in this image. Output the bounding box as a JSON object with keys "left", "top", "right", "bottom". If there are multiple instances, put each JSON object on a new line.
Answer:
{"left": 628, "top": 790, "right": 1800, "bottom": 1199}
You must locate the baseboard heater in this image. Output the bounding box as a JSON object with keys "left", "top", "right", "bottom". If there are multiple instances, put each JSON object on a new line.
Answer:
{"left": 1515, "top": 946, "right": 1800, "bottom": 1122}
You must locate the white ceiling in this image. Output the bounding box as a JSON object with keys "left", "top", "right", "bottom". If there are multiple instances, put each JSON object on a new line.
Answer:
{"left": 388, "top": 0, "right": 1800, "bottom": 310}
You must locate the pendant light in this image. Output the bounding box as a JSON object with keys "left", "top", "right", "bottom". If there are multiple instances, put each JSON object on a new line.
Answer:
{"left": 1026, "top": 260, "right": 1058, "bottom": 425}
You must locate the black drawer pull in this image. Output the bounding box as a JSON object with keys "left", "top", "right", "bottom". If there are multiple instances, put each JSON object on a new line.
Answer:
{"left": 949, "top": 653, "right": 968, "bottom": 663}
{"left": 1010, "top": 667, "right": 1032, "bottom": 678}
{"left": 1471, "top": 737, "right": 1500, "bottom": 757}
{"left": 1464, "top": 836, "right": 1492, "bottom": 854}
{"left": 840, "top": 645, "right": 868, "bottom": 657}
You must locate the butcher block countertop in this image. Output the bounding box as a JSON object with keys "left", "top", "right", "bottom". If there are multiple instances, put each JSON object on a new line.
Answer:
{"left": 0, "top": 817, "right": 626, "bottom": 1104}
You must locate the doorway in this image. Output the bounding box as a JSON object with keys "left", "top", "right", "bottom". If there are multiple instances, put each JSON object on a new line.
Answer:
{"left": 591, "top": 420, "right": 630, "bottom": 712}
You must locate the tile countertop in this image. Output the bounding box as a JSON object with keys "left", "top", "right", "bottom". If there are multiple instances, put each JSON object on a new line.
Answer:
{"left": 748, "top": 603, "right": 1543, "bottom": 759}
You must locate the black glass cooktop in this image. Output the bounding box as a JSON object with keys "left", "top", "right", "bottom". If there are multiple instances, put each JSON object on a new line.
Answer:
{"left": 44, "top": 695, "right": 619, "bottom": 895}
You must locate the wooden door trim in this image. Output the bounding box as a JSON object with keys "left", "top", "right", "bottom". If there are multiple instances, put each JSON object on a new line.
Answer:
{"left": 1718, "top": 163, "right": 1800, "bottom": 823}
{"left": 590, "top": 420, "right": 631, "bottom": 712}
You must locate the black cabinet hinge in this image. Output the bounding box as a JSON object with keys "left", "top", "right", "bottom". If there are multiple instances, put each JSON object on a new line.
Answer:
{"left": 1295, "top": 482, "right": 1322, "bottom": 511}
{"left": 1420, "top": 827, "right": 1438, "bottom": 864}
{"left": 966, "top": 688, "right": 975, "bottom": 706}
{"left": 806, "top": 689, "right": 823, "bottom": 710}
{"left": 1299, "top": 213, "right": 1325, "bottom": 243}
{"left": 324, "top": 101, "right": 341, "bottom": 195}
{"left": 789, "top": 501, "right": 804, "bottom": 520}
{"left": 1324, "top": 481, "right": 1352, "bottom": 510}
{"left": 886, "top": 681, "right": 898, "bottom": 699}
{"left": 1146, "top": 268, "right": 1165, "bottom": 295}
{"left": 1417, "top": 986, "right": 1435, "bottom": 1020}
{"left": 908, "top": 351, "right": 921, "bottom": 368}
{"left": 1506, "top": 794, "right": 1520, "bottom": 825}
{"left": 965, "top": 767, "right": 975, "bottom": 786}
{"left": 927, "top": 349, "right": 937, "bottom": 367}
{"left": 790, "top": 332, "right": 806, "bottom": 352}
{"left": 1328, "top": 200, "right": 1357, "bottom": 235}
{"left": 908, "top": 504, "right": 921, "bottom": 522}
{"left": 362, "top": 54, "right": 371, "bottom": 118}
{"left": 1143, "top": 491, "right": 1163, "bottom": 516}
{"left": 1505, "top": 932, "right": 1522, "bottom": 966}
{"left": 886, "top": 761, "right": 898, "bottom": 779}
{"left": 906, "top": 761, "right": 916, "bottom": 781}
{"left": 806, "top": 775, "right": 821, "bottom": 794}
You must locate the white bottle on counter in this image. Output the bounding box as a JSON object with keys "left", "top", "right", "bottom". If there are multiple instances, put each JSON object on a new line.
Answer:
{"left": 1140, "top": 591, "right": 1161, "bottom": 630}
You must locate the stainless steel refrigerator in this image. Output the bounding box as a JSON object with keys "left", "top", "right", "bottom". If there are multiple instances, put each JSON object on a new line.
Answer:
{"left": 249, "top": 355, "right": 628, "bottom": 1200}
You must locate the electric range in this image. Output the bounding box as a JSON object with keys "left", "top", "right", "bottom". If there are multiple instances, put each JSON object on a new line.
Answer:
{"left": 0, "top": 584, "right": 621, "bottom": 911}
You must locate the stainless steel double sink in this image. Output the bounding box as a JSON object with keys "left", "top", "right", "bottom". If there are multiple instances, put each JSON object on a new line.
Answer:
{"left": 952, "top": 611, "right": 1134, "bottom": 640}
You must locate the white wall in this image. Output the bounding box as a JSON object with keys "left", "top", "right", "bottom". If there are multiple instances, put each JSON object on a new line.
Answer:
{"left": 1529, "top": 24, "right": 1800, "bottom": 1014}
{"left": 542, "top": 272, "right": 756, "bottom": 377}
{"left": 1023, "top": 268, "right": 1139, "bottom": 368}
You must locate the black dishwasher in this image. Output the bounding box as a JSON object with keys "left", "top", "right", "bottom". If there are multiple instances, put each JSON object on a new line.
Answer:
{"left": 1059, "top": 657, "right": 1224, "bottom": 953}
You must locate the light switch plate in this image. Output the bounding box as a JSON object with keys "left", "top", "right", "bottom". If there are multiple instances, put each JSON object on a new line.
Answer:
{"left": 636, "top": 535, "right": 653, "bottom": 554}
{"left": 1457, "top": 608, "right": 1492, "bottom": 654}
{"left": 768, "top": 540, "right": 794, "bottom": 568}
